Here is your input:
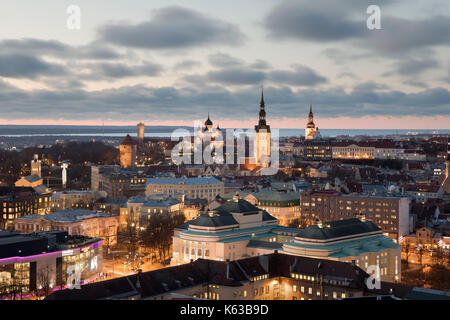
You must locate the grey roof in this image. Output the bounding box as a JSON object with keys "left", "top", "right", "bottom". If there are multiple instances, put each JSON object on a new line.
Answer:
{"left": 247, "top": 240, "right": 283, "bottom": 250}
{"left": 295, "top": 218, "right": 381, "bottom": 240}
{"left": 146, "top": 177, "right": 223, "bottom": 185}
{"left": 17, "top": 209, "right": 116, "bottom": 223}
{"left": 23, "top": 175, "right": 43, "bottom": 183}
{"left": 403, "top": 287, "right": 450, "bottom": 300}
{"left": 189, "top": 213, "right": 239, "bottom": 228}
{"left": 141, "top": 198, "right": 181, "bottom": 208}
{"left": 215, "top": 199, "right": 260, "bottom": 214}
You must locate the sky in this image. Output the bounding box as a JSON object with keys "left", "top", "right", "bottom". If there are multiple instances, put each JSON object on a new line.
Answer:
{"left": 0, "top": 0, "right": 449, "bottom": 129}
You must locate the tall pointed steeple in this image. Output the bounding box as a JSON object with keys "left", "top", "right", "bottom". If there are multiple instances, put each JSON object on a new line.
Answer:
{"left": 256, "top": 87, "right": 269, "bottom": 130}
{"left": 307, "top": 104, "right": 315, "bottom": 126}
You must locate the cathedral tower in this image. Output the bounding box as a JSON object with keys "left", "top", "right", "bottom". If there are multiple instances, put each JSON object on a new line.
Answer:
{"left": 305, "top": 104, "right": 317, "bottom": 140}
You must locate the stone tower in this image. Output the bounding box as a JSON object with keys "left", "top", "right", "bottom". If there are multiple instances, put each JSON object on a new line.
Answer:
{"left": 137, "top": 122, "right": 145, "bottom": 142}
{"left": 31, "top": 154, "right": 41, "bottom": 177}
{"left": 120, "top": 134, "right": 137, "bottom": 168}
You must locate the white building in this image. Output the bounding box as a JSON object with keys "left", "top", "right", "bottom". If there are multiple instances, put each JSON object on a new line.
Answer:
{"left": 146, "top": 177, "right": 224, "bottom": 201}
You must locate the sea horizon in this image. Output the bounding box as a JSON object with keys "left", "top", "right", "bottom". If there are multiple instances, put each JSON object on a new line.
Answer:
{"left": 0, "top": 125, "right": 448, "bottom": 138}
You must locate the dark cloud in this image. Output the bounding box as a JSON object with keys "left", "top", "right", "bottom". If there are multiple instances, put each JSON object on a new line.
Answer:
{"left": 99, "top": 6, "right": 245, "bottom": 49}
{"left": 385, "top": 58, "right": 439, "bottom": 77}
{"left": 0, "top": 38, "right": 122, "bottom": 60}
{"left": 0, "top": 81, "right": 448, "bottom": 122}
{"left": 264, "top": 0, "right": 366, "bottom": 42}
{"left": 84, "top": 62, "right": 163, "bottom": 79}
{"left": 208, "top": 53, "right": 244, "bottom": 68}
{"left": 265, "top": 1, "right": 450, "bottom": 55}
{"left": 207, "top": 68, "right": 265, "bottom": 85}
{"left": 268, "top": 65, "right": 328, "bottom": 86}
{"left": 173, "top": 60, "right": 202, "bottom": 71}
{"left": 0, "top": 54, "right": 66, "bottom": 78}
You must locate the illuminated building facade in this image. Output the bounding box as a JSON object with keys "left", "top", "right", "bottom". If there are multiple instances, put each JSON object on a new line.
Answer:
{"left": 14, "top": 209, "right": 118, "bottom": 247}
{"left": 146, "top": 177, "right": 224, "bottom": 201}
{"left": 299, "top": 190, "right": 410, "bottom": 240}
{"left": 0, "top": 230, "right": 102, "bottom": 298}
{"left": 0, "top": 187, "right": 51, "bottom": 230}
{"left": 47, "top": 253, "right": 443, "bottom": 301}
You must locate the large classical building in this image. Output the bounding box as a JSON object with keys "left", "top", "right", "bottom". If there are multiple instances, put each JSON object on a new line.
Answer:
{"left": 146, "top": 177, "right": 224, "bottom": 201}
{"left": 14, "top": 209, "right": 119, "bottom": 247}
{"left": 299, "top": 190, "right": 411, "bottom": 241}
{"left": 172, "top": 195, "right": 400, "bottom": 282}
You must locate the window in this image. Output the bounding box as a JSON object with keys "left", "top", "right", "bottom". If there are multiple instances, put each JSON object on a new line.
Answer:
{"left": 293, "top": 285, "right": 297, "bottom": 292}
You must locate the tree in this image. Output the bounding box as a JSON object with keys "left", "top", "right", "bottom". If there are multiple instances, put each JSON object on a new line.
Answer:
{"left": 36, "top": 266, "right": 52, "bottom": 299}
{"left": 288, "top": 218, "right": 310, "bottom": 229}
{"left": 402, "top": 239, "right": 411, "bottom": 265}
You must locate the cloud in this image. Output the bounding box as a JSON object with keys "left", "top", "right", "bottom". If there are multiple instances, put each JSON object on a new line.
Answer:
{"left": 268, "top": 65, "right": 328, "bottom": 86}
{"left": 0, "top": 81, "right": 448, "bottom": 122}
{"left": 98, "top": 6, "right": 245, "bottom": 49}
{"left": 0, "top": 38, "right": 122, "bottom": 60}
{"left": 264, "top": 0, "right": 365, "bottom": 42}
{"left": 84, "top": 61, "right": 163, "bottom": 79}
{"left": 208, "top": 53, "right": 244, "bottom": 68}
{"left": 264, "top": 0, "right": 450, "bottom": 55}
{"left": 0, "top": 54, "right": 66, "bottom": 78}
{"left": 173, "top": 60, "right": 202, "bottom": 71}
{"left": 385, "top": 58, "right": 439, "bottom": 77}
{"left": 207, "top": 68, "right": 265, "bottom": 85}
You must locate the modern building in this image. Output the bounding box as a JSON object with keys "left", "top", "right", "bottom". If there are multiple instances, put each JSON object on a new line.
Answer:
{"left": 91, "top": 165, "right": 146, "bottom": 198}
{"left": 0, "top": 187, "right": 52, "bottom": 230}
{"left": 51, "top": 190, "right": 106, "bottom": 211}
{"left": 303, "top": 139, "right": 332, "bottom": 161}
{"left": 146, "top": 177, "right": 224, "bottom": 201}
{"left": 14, "top": 209, "right": 118, "bottom": 247}
{"left": 119, "top": 194, "right": 183, "bottom": 231}
{"left": 119, "top": 134, "right": 137, "bottom": 168}
{"left": 172, "top": 195, "right": 400, "bottom": 282}
{"left": 299, "top": 190, "right": 411, "bottom": 241}
{"left": 0, "top": 230, "right": 102, "bottom": 299}
{"left": 47, "top": 253, "right": 447, "bottom": 301}
{"left": 404, "top": 183, "right": 444, "bottom": 202}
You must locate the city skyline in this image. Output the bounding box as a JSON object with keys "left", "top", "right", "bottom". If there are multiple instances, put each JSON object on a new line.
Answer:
{"left": 0, "top": 0, "right": 449, "bottom": 129}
